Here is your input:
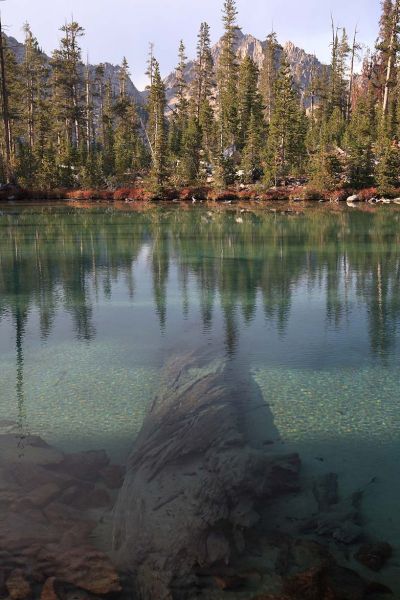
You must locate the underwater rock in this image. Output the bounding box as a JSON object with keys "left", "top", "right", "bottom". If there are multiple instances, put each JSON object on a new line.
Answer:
{"left": 6, "top": 569, "right": 32, "bottom": 600}
{"left": 312, "top": 473, "right": 338, "bottom": 511}
{"left": 44, "top": 547, "right": 121, "bottom": 595}
{"left": 0, "top": 435, "right": 64, "bottom": 467}
{"left": 283, "top": 563, "right": 368, "bottom": 600}
{"left": 303, "top": 511, "right": 362, "bottom": 545}
{"left": 0, "top": 513, "right": 60, "bottom": 553}
{"left": 19, "top": 483, "right": 61, "bottom": 509}
{"left": 55, "top": 450, "right": 110, "bottom": 482}
{"left": 43, "top": 502, "right": 96, "bottom": 535}
{"left": 40, "top": 577, "right": 59, "bottom": 600}
{"left": 302, "top": 476, "right": 365, "bottom": 547}
{"left": 58, "top": 483, "right": 111, "bottom": 510}
{"left": 355, "top": 542, "right": 393, "bottom": 572}
{"left": 5, "top": 462, "right": 74, "bottom": 495}
{"left": 284, "top": 539, "right": 331, "bottom": 574}
{"left": 113, "top": 354, "right": 299, "bottom": 599}
{"left": 213, "top": 574, "right": 246, "bottom": 590}
{"left": 0, "top": 436, "right": 123, "bottom": 595}
{"left": 100, "top": 464, "right": 125, "bottom": 489}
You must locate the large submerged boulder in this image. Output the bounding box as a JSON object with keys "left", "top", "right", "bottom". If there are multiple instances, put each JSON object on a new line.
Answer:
{"left": 113, "top": 354, "right": 300, "bottom": 599}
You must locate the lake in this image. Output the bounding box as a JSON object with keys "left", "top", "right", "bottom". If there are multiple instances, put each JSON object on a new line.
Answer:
{"left": 1, "top": 204, "right": 400, "bottom": 596}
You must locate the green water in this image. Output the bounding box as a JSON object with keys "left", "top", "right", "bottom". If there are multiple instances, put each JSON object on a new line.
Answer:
{"left": 1, "top": 205, "right": 400, "bottom": 585}
{"left": 1, "top": 206, "right": 400, "bottom": 450}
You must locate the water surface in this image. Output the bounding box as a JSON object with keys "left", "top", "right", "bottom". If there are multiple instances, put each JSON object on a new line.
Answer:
{"left": 1, "top": 204, "right": 400, "bottom": 586}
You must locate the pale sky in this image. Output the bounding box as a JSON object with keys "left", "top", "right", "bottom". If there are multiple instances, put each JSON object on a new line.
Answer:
{"left": 2, "top": 0, "right": 381, "bottom": 90}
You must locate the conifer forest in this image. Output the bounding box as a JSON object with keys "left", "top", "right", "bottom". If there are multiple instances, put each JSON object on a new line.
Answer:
{"left": 0, "top": 0, "right": 399, "bottom": 198}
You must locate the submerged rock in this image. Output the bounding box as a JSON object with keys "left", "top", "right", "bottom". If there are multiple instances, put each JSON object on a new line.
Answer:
{"left": 54, "top": 449, "right": 110, "bottom": 482}
{"left": 6, "top": 569, "right": 31, "bottom": 600}
{"left": 113, "top": 354, "right": 300, "bottom": 599}
{"left": 283, "top": 563, "right": 368, "bottom": 600}
{"left": 40, "top": 577, "right": 59, "bottom": 600}
{"left": 0, "top": 435, "right": 64, "bottom": 467}
{"left": 47, "top": 547, "right": 121, "bottom": 595}
{"left": 312, "top": 473, "right": 338, "bottom": 511}
{"left": 355, "top": 542, "right": 393, "bottom": 572}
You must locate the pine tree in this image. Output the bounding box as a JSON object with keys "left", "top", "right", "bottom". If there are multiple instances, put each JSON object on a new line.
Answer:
{"left": 51, "top": 22, "right": 85, "bottom": 148}
{"left": 179, "top": 115, "right": 201, "bottom": 183}
{"left": 241, "top": 112, "right": 263, "bottom": 182}
{"left": 21, "top": 24, "right": 49, "bottom": 151}
{"left": 217, "top": 0, "right": 240, "bottom": 151}
{"left": 147, "top": 59, "right": 168, "bottom": 190}
{"left": 50, "top": 21, "right": 85, "bottom": 184}
{"left": 0, "top": 33, "right": 25, "bottom": 182}
{"left": 99, "top": 78, "right": 115, "bottom": 178}
{"left": 344, "top": 89, "right": 376, "bottom": 187}
{"left": 260, "top": 32, "right": 280, "bottom": 124}
{"left": 193, "top": 23, "right": 214, "bottom": 121}
{"left": 376, "top": 136, "right": 400, "bottom": 193}
{"left": 329, "top": 24, "right": 350, "bottom": 117}
{"left": 192, "top": 22, "right": 216, "bottom": 164}
{"left": 237, "top": 56, "right": 264, "bottom": 149}
{"left": 169, "top": 41, "right": 189, "bottom": 167}
{"left": 0, "top": 14, "right": 14, "bottom": 182}
{"left": 264, "top": 55, "right": 307, "bottom": 185}
{"left": 113, "top": 58, "right": 141, "bottom": 181}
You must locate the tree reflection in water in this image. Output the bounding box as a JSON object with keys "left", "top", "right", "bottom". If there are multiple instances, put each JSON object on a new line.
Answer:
{"left": 1, "top": 208, "right": 400, "bottom": 351}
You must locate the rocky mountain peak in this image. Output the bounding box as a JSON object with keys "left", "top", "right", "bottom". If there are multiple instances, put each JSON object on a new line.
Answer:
{"left": 165, "top": 31, "right": 325, "bottom": 108}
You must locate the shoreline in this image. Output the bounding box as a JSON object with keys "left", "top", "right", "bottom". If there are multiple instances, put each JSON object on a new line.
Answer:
{"left": 1, "top": 185, "right": 399, "bottom": 209}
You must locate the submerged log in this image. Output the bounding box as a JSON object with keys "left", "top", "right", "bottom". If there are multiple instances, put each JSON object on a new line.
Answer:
{"left": 113, "top": 353, "right": 300, "bottom": 599}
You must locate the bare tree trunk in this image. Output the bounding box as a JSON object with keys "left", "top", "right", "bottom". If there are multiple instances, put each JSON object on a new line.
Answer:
{"left": 383, "top": 0, "right": 400, "bottom": 117}
{"left": 86, "top": 64, "right": 91, "bottom": 154}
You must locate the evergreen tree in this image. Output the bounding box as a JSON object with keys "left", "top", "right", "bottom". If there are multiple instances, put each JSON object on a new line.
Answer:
{"left": 51, "top": 22, "right": 85, "bottom": 152}
{"left": 260, "top": 32, "right": 280, "bottom": 124}
{"left": 99, "top": 78, "right": 116, "bottom": 178}
{"left": 179, "top": 115, "right": 201, "bottom": 183}
{"left": 169, "top": 41, "right": 189, "bottom": 167}
{"left": 344, "top": 89, "right": 376, "bottom": 187}
{"left": 192, "top": 22, "right": 216, "bottom": 164}
{"left": 193, "top": 23, "right": 214, "bottom": 121}
{"left": 147, "top": 59, "right": 168, "bottom": 190}
{"left": 113, "top": 58, "right": 141, "bottom": 181}
{"left": 329, "top": 25, "right": 350, "bottom": 117}
{"left": 376, "top": 136, "right": 400, "bottom": 193}
{"left": 217, "top": 0, "right": 240, "bottom": 150}
{"left": 237, "top": 56, "right": 264, "bottom": 148}
{"left": 241, "top": 112, "right": 263, "bottom": 182}
{"left": 264, "top": 55, "right": 307, "bottom": 185}
{"left": 21, "top": 24, "right": 49, "bottom": 152}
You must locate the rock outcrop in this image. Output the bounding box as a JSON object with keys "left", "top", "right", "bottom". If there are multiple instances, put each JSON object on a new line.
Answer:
{"left": 164, "top": 31, "right": 324, "bottom": 109}
{"left": 113, "top": 354, "right": 300, "bottom": 599}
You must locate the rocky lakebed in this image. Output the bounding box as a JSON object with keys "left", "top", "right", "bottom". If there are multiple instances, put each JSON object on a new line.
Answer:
{"left": 0, "top": 353, "right": 396, "bottom": 600}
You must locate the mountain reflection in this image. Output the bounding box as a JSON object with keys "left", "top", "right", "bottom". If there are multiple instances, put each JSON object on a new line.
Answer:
{"left": 1, "top": 208, "right": 400, "bottom": 358}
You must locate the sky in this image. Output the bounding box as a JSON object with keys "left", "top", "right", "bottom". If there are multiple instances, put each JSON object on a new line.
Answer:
{"left": 2, "top": 0, "right": 381, "bottom": 90}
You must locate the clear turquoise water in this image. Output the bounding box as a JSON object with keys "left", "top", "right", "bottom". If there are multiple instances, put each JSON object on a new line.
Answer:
{"left": 1, "top": 205, "right": 400, "bottom": 584}
{"left": 1, "top": 206, "right": 400, "bottom": 453}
